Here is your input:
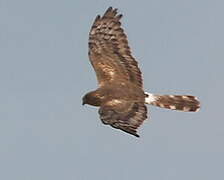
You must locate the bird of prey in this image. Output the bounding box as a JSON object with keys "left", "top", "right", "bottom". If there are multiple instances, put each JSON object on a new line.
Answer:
{"left": 82, "top": 7, "right": 200, "bottom": 137}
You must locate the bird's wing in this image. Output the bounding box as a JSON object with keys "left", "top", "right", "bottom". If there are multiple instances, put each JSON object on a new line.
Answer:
{"left": 88, "top": 7, "right": 143, "bottom": 87}
{"left": 99, "top": 100, "right": 147, "bottom": 137}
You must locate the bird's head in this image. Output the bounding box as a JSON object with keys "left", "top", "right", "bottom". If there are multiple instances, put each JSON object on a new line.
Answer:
{"left": 82, "top": 93, "right": 89, "bottom": 105}
{"left": 82, "top": 90, "right": 103, "bottom": 106}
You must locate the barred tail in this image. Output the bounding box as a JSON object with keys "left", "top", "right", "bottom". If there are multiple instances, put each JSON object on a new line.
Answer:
{"left": 145, "top": 92, "right": 200, "bottom": 112}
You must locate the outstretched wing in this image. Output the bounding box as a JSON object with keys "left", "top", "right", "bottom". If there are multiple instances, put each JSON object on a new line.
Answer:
{"left": 88, "top": 7, "right": 143, "bottom": 87}
{"left": 99, "top": 100, "right": 147, "bottom": 137}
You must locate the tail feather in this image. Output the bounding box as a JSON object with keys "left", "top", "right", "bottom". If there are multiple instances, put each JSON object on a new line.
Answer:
{"left": 145, "top": 92, "right": 200, "bottom": 112}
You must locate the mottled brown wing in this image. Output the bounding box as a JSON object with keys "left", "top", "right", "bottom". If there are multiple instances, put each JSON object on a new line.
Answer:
{"left": 99, "top": 100, "right": 147, "bottom": 137}
{"left": 88, "top": 7, "right": 143, "bottom": 87}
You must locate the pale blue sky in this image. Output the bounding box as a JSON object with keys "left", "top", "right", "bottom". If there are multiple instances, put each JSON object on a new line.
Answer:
{"left": 0, "top": 0, "right": 223, "bottom": 179}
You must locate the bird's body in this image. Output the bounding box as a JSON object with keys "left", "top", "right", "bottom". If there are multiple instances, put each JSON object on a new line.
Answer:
{"left": 83, "top": 82, "right": 145, "bottom": 106}
{"left": 82, "top": 7, "right": 200, "bottom": 137}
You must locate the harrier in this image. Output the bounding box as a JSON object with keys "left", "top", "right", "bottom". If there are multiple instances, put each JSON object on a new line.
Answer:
{"left": 82, "top": 7, "right": 200, "bottom": 137}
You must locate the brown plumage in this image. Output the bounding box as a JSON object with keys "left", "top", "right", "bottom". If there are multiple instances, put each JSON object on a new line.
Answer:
{"left": 88, "top": 7, "right": 142, "bottom": 88}
{"left": 82, "top": 7, "right": 200, "bottom": 137}
{"left": 148, "top": 95, "right": 200, "bottom": 112}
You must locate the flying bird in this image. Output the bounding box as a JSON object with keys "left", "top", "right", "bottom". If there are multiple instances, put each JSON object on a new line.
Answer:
{"left": 82, "top": 7, "right": 200, "bottom": 137}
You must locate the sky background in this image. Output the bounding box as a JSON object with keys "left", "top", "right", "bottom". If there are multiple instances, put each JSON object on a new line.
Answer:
{"left": 0, "top": 0, "right": 223, "bottom": 179}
